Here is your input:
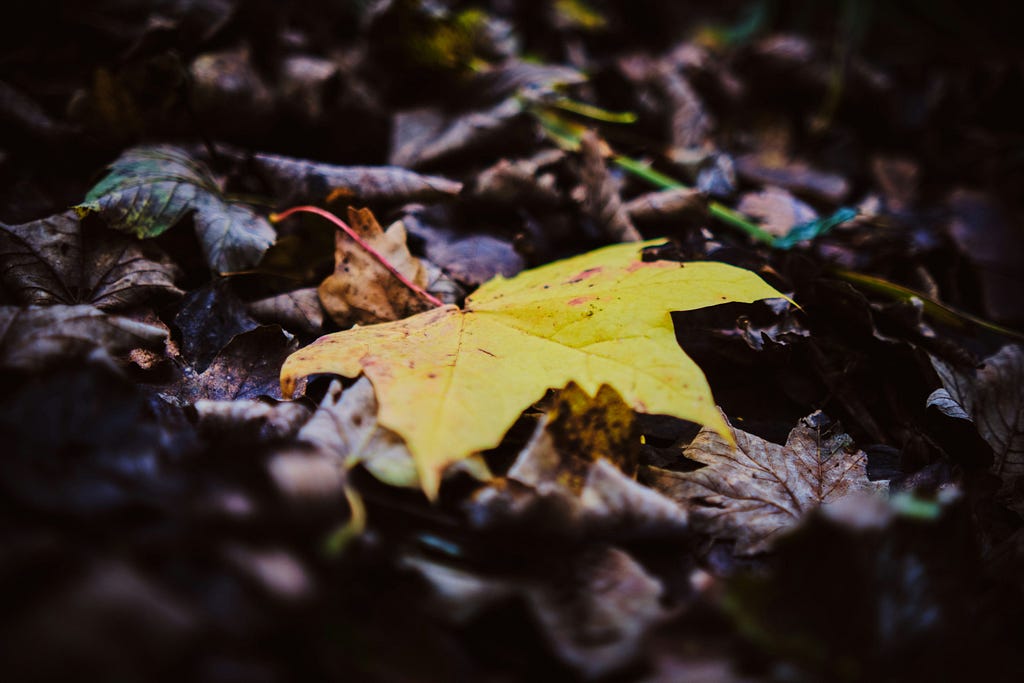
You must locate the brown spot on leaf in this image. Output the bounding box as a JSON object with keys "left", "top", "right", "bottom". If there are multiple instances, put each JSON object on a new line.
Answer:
{"left": 566, "top": 267, "right": 603, "bottom": 284}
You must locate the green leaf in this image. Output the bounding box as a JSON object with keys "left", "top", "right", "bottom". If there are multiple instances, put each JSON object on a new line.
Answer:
{"left": 77, "top": 146, "right": 276, "bottom": 273}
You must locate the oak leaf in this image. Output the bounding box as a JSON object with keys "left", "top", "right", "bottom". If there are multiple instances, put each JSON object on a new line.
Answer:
{"left": 645, "top": 412, "right": 888, "bottom": 554}
{"left": 281, "top": 239, "right": 785, "bottom": 497}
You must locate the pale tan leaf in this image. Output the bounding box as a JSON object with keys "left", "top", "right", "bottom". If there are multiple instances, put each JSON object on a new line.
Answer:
{"left": 317, "top": 207, "right": 433, "bottom": 327}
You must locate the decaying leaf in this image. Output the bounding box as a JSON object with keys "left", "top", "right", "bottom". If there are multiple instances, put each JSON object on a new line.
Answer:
{"left": 247, "top": 151, "right": 463, "bottom": 206}
{"left": 735, "top": 153, "right": 849, "bottom": 204}
{"left": 404, "top": 544, "right": 667, "bottom": 678}
{"left": 469, "top": 383, "right": 688, "bottom": 533}
{"left": 389, "top": 98, "right": 529, "bottom": 169}
{"left": 159, "top": 326, "right": 298, "bottom": 406}
{"left": 192, "top": 399, "right": 311, "bottom": 444}
{"left": 174, "top": 279, "right": 260, "bottom": 372}
{"left": 282, "top": 239, "right": 786, "bottom": 496}
{"left": 247, "top": 288, "right": 323, "bottom": 336}
{"left": 579, "top": 131, "right": 642, "bottom": 242}
{"left": 931, "top": 345, "right": 1024, "bottom": 484}
{"left": 472, "top": 150, "right": 564, "bottom": 207}
{"left": 0, "top": 211, "right": 181, "bottom": 310}
{"left": 402, "top": 214, "right": 524, "bottom": 286}
{"left": 0, "top": 304, "right": 167, "bottom": 370}
{"left": 317, "top": 207, "right": 434, "bottom": 327}
{"left": 646, "top": 411, "right": 888, "bottom": 554}
{"left": 470, "top": 59, "right": 586, "bottom": 103}
{"left": 77, "top": 146, "right": 276, "bottom": 273}
{"left": 527, "top": 546, "right": 667, "bottom": 677}
{"left": 189, "top": 47, "right": 275, "bottom": 139}
{"left": 623, "top": 187, "right": 707, "bottom": 225}
{"left": 946, "top": 190, "right": 1024, "bottom": 323}
{"left": 294, "top": 378, "right": 417, "bottom": 489}
{"left": 925, "top": 388, "right": 972, "bottom": 422}
{"left": 655, "top": 63, "right": 713, "bottom": 157}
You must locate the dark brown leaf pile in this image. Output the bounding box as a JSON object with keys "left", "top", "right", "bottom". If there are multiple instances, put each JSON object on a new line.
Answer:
{"left": 2, "top": 1, "right": 1024, "bottom": 681}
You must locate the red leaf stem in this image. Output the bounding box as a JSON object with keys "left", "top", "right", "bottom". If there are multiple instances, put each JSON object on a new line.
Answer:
{"left": 270, "top": 205, "right": 444, "bottom": 308}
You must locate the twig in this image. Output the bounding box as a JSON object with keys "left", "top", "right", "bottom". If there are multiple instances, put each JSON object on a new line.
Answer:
{"left": 269, "top": 205, "right": 444, "bottom": 308}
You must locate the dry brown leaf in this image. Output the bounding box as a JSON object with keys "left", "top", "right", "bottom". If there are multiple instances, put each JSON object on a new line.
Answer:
{"left": 317, "top": 207, "right": 434, "bottom": 327}
{"left": 0, "top": 211, "right": 181, "bottom": 310}
{"left": 579, "top": 131, "right": 642, "bottom": 242}
{"left": 404, "top": 546, "right": 667, "bottom": 678}
{"left": 946, "top": 190, "right": 1024, "bottom": 322}
{"left": 646, "top": 411, "right": 888, "bottom": 554}
{"left": 0, "top": 304, "right": 168, "bottom": 370}
{"left": 473, "top": 150, "right": 564, "bottom": 207}
{"left": 247, "top": 288, "right": 324, "bottom": 336}
{"left": 931, "top": 345, "right": 1024, "bottom": 484}
{"left": 524, "top": 546, "right": 666, "bottom": 677}
{"left": 469, "top": 383, "right": 688, "bottom": 534}
{"left": 248, "top": 151, "right": 463, "bottom": 205}
{"left": 390, "top": 98, "right": 527, "bottom": 169}
{"left": 192, "top": 400, "right": 311, "bottom": 444}
{"left": 655, "top": 64, "right": 713, "bottom": 155}
{"left": 735, "top": 153, "right": 849, "bottom": 204}
{"left": 401, "top": 213, "right": 523, "bottom": 286}
{"left": 624, "top": 187, "right": 707, "bottom": 224}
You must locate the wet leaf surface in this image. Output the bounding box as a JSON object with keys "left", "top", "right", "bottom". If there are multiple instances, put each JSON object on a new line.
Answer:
{"left": 159, "top": 325, "right": 299, "bottom": 405}
{"left": 173, "top": 278, "right": 260, "bottom": 372}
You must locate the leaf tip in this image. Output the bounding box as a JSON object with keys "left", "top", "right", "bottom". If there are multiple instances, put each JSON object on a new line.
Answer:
{"left": 709, "top": 407, "right": 737, "bottom": 449}
{"left": 419, "top": 467, "right": 442, "bottom": 502}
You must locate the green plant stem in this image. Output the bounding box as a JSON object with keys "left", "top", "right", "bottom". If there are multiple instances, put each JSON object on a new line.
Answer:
{"left": 611, "top": 156, "right": 777, "bottom": 244}
{"left": 833, "top": 267, "right": 1024, "bottom": 342}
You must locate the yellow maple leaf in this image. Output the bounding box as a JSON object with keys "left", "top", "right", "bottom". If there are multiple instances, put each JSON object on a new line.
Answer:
{"left": 281, "top": 239, "right": 786, "bottom": 497}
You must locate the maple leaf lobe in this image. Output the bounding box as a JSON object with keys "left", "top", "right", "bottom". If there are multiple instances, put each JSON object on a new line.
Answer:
{"left": 282, "top": 240, "right": 786, "bottom": 497}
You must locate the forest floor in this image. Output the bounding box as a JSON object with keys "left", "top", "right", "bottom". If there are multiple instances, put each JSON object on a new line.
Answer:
{"left": 2, "top": 2, "right": 1024, "bottom": 681}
